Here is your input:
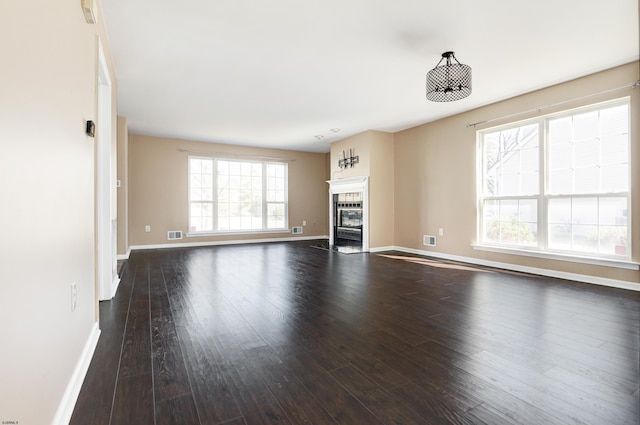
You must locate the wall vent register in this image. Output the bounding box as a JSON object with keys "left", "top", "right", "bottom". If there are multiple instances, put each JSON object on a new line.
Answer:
{"left": 423, "top": 235, "right": 437, "bottom": 247}
{"left": 168, "top": 231, "right": 183, "bottom": 240}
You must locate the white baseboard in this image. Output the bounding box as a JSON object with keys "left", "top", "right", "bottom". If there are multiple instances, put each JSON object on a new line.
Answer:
{"left": 130, "top": 235, "right": 329, "bottom": 252}
{"left": 51, "top": 322, "right": 101, "bottom": 425}
{"left": 111, "top": 276, "right": 121, "bottom": 299}
{"left": 370, "top": 245, "right": 395, "bottom": 253}
{"left": 116, "top": 247, "right": 131, "bottom": 260}
{"left": 384, "top": 246, "right": 640, "bottom": 292}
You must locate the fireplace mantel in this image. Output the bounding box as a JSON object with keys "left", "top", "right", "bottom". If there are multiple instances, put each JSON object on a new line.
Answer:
{"left": 327, "top": 176, "right": 368, "bottom": 192}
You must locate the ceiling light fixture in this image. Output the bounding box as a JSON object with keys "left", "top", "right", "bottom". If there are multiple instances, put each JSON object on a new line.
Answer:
{"left": 426, "top": 51, "right": 472, "bottom": 102}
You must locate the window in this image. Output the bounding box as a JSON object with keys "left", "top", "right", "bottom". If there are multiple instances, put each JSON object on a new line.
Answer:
{"left": 189, "top": 157, "right": 288, "bottom": 233}
{"left": 478, "top": 98, "right": 630, "bottom": 259}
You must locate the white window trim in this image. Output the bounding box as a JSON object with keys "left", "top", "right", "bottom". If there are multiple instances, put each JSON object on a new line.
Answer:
{"left": 476, "top": 97, "right": 633, "bottom": 266}
{"left": 188, "top": 156, "right": 289, "bottom": 235}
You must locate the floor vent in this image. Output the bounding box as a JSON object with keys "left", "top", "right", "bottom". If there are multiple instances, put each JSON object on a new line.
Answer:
{"left": 423, "top": 235, "right": 436, "bottom": 247}
{"left": 292, "top": 226, "right": 303, "bottom": 235}
{"left": 168, "top": 230, "right": 183, "bottom": 240}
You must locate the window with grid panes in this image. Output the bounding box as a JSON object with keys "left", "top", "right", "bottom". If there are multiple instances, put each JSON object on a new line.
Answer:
{"left": 189, "top": 157, "right": 288, "bottom": 233}
{"left": 478, "top": 98, "right": 630, "bottom": 258}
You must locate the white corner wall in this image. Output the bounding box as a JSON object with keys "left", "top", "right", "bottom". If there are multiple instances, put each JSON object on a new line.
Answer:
{"left": 0, "top": 1, "right": 116, "bottom": 423}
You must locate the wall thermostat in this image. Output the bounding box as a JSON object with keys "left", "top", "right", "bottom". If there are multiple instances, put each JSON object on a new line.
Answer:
{"left": 86, "top": 120, "right": 95, "bottom": 137}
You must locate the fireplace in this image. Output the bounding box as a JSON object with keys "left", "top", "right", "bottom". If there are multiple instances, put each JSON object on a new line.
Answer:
{"left": 327, "top": 177, "right": 369, "bottom": 252}
{"left": 334, "top": 193, "right": 363, "bottom": 246}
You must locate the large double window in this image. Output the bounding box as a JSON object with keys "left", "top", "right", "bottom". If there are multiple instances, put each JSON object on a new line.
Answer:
{"left": 478, "top": 98, "right": 630, "bottom": 259}
{"left": 189, "top": 157, "right": 288, "bottom": 233}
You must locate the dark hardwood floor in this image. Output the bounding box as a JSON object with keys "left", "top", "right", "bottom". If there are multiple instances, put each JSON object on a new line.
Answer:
{"left": 70, "top": 240, "right": 640, "bottom": 425}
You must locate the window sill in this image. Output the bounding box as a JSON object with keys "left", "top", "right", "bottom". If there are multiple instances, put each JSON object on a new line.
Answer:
{"left": 472, "top": 244, "right": 639, "bottom": 270}
{"left": 186, "top": 229, "right": 292, "bottom": 238}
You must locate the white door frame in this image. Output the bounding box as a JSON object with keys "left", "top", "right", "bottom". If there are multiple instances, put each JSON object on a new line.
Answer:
{"left": 97, "top": 41, "right": 119, "bottom": 301}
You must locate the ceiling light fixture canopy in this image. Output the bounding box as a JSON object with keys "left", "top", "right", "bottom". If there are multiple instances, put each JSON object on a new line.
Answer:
{"left": 426, "top": 51, "right": 472, "bottom": 102}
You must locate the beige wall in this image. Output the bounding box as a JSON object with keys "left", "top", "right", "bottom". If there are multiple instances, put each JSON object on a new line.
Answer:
{"left": 394, "top": 62, "right": 640, "bottom": 286}
{"left": 128, "top": 135, "right": 329, "bottom": 246}
{"left": 330, "top": 130, "right": 395, "bottom": 248}
{"left": 368, "top": 132, "right": 395, "bottom": 248}
{"left": 117, "top": 116, "right": 129, "bottom": 255}
{"left": 0, "top": 0, "right": 117, "bottom": 423}
{"left": 330, "top": 131, "right": 373, "bottom": 179}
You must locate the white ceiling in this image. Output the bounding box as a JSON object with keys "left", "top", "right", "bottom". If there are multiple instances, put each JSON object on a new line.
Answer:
{"left": 101, "top": 0, "right": 639, "bottom": 152}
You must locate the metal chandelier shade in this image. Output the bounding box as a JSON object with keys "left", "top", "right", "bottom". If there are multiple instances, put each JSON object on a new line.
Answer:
{"left": 426, "top": 51, "right": 472, "bottom": 102}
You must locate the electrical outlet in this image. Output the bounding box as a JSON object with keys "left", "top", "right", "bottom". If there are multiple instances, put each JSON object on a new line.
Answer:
{"left": 439, "top": 228, "right": 444, "bottom": 236}
{"left": 303, "top": 220, "right": 307, "bottom": 226}
{"left": 71, "top": 281, "right": 77, "bottom": 312}
{"left": 145, "top": 225, "right": 151, "bottom": 232}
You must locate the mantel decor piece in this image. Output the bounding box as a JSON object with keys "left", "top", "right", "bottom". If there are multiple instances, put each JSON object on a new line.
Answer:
{"left": 426, "top": 51, "right": 472, "bottom": 102}
{"left": 338, "top": 149, "right": 359, "bottom": 169}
